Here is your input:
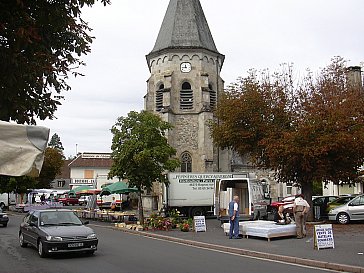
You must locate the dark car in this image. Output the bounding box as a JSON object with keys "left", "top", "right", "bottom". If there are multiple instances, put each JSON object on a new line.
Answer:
{"left": 0, "top": 208, "right": 9, "bottom": 227}
{"left": 312, "top": 195, "right": 338, "bottom": 219}
{"left": 19, "top": 209, "right": 98, "bottom": 257}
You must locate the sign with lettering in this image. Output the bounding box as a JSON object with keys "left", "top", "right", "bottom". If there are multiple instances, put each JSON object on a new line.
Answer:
{"left": 193, "top": 216, "right": 207, "bottom": 232}
{"left": 314, "top": 224, "right": 335, "bottom": 250}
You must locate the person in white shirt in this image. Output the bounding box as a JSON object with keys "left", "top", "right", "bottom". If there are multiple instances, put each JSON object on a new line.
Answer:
{"left": 293, "top": 194, "right": 310, "bottom": 239}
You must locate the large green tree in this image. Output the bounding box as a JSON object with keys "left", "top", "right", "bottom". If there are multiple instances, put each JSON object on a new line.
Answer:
{"left": 211, "top": 57, "right": 364, "bottom": 218}
{"left": 0, "top": 0, "right": 110, "bottom": 124}
{"left": 109, "top": 111, "right": 180, "bottom": 225}
{"left": 37, "top": 147, "right": 64, "bottom": 188}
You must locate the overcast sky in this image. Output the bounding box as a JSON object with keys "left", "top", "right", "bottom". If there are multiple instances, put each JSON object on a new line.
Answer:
{"left": 37, "top": 0, "right": 364, "bottom": 158}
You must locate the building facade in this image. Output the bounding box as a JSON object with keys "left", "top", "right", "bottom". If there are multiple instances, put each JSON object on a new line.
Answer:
{"left": 68, "top": 153, "right": 118, "bottom": 189}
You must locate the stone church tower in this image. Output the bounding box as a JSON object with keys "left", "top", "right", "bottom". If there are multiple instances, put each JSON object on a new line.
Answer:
{"left": 145, "top": 0, "right": 231, "bottom": 173}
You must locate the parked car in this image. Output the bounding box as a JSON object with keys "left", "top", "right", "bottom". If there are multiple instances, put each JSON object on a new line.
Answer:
{"left": 325, "top": 195, "right": 357, "bottom": 214}
{"left": 268, "top": 196, "right": 296, "bottom": 215}
{"left": 0, "top": 208, "right": 9, "bottom": 227}
{"left": 56, "top": 194, "right": 79, "bottom": 206}
{"left": 312, "top": 196, "right": 338, "bottom": 219}
{"left": 328, "top": 194, "right": 364, "bottom": 224}
{"left": 78, "top": 196, "right": 90, "bottom": 206}
{"left": 19, "top": 209, "right": 98, "bottom": 257}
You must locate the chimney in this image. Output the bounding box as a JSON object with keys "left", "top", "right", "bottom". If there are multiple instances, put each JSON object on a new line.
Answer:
{"left": 346, "top": 66, "right": 363, "bottom": 88}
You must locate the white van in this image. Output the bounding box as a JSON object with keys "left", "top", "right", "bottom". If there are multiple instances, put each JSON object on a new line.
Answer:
{"left": 0, "top": 193, "right": 16, "bottom": 209}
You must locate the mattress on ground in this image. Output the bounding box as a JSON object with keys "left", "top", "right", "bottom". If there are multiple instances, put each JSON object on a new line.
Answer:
{"left": 223, "top": 220, "right": 277, "bottom": 236}
{"left": 245, "top": 223, "right": 296, "bottom": 239}
{"left": 222, "top": 223, "right": 244, "bottom": 235}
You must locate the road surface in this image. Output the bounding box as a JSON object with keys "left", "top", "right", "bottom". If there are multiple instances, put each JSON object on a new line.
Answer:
{"left": 0, "top": 213, "right": 336, "bottom": 273}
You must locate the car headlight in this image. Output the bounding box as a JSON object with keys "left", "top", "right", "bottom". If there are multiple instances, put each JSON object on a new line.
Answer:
{"left": 87, "top": 233, "right": 97, "bottom": 239}
{"left": 46, "top": 236, "right": 63, "bottom": 242}
{"left": 2, "top": 214, "right": 8, "bottom": 218}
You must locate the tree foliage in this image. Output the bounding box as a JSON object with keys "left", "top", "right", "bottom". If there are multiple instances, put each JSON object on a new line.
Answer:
{"left": 37, "top": 147, "right": 64, "bottom": 188}
{"left": 109, "top": 111, "right": 180, "bottom": 224}
{"left": 48, "top": 133, "right": 64, "bottom": 152}
{"left": 211, "top": 57, "right": 364, "bottom": 203}
{"left": 0, "top": 0, "right": 110, "bottom": 124}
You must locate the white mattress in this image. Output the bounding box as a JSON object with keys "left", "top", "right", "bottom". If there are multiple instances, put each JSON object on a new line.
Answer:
{"left": 223, "top": 221, "right": 296, "bottom": 239}
{"left": 245, "top": 223, "right": 296, "bottom": 239}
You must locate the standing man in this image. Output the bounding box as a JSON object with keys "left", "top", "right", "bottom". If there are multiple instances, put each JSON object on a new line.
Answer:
{"left": 293, "top": 194, "right": 310, "bottom": 239}
{"left": 228, "top": 195, "right": 240, "bottom": 239}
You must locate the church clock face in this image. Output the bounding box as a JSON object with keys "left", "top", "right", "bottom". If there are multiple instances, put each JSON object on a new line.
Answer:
{"left": 180, "top": 62, "right": 192, "bottom": 73}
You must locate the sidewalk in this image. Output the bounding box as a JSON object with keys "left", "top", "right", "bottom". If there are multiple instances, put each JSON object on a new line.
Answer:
{"left": 102, "top": 219, "right": 364, "bottom": 272}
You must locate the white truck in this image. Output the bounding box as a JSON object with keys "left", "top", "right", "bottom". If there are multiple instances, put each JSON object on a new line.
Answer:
{"left": 164, "top": 173, "right": 269, "bottom": 220}
{"left": 0, "top": 193, "right": 16, "bottom": 209}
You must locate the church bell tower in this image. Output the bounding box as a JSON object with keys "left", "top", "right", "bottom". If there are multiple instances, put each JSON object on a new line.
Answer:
{"left": 145, "top": 0, "right": 231, "bottom": 173}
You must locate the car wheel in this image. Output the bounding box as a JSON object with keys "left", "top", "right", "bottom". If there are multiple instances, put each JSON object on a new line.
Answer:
{"left": 38, "top": 240, "right": 47, "bottom": 258}
{"left": 19, "top": 233, "right": 27, "bottom": 247}
{"left": 190, "top": 207, "right": 205, "bottom": 217}
{"left": 337, "top": 212, "right": 350, "bottom": 224}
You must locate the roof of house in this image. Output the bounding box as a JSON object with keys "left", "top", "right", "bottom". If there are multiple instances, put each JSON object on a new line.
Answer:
{"left": 148, "top": 0, "right": 220, "bottom": 56}
{"left": 68, "top": 153, "right": 113, "bottom": 169}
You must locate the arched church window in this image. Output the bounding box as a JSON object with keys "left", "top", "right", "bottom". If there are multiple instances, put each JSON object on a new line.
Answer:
{"left": 180, "top": 82, "right": 193, "bottom": 110}
{"left": 209, "top": 84, "right": 216, "bottom": 109}
{"left": 180, "top": 152, "right": 192, "bottom": 173}
{"left": 156, "top": 84, "right": 164, "bottom": 112}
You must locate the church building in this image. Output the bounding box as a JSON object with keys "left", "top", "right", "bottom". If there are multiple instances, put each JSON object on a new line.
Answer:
{"left": 144, "top": 0, "right": 231, "bottom": 173}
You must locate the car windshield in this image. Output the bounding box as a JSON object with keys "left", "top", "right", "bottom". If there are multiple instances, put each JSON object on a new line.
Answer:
{"left": 39, "top": 211, "right": 82, "bottom": 226}
{"left": 336, "top": 197, "right": 353, "bottom": 204}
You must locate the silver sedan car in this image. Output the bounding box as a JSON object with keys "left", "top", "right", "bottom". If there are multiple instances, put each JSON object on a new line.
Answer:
{"left": 328, "top": 194, "right": 364, "bottom": 224}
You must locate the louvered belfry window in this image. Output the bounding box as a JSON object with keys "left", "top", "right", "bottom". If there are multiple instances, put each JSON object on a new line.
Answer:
{"left": 156, "top": 84, "right": 164, "bottom": 112}
{"left": 209, "top": 84, "right": 216, "bottom": 109}
{"left": 180, "top": 82, "right": 193, "bottom": 110}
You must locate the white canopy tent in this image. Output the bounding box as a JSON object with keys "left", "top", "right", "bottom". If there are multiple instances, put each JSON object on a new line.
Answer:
{"left": 0, "top": 121, "right": 49, "bottom": 177}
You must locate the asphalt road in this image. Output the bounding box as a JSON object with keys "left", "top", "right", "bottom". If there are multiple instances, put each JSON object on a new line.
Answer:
{"left": 1, "top": 214, "right": 335, "bottom": 273}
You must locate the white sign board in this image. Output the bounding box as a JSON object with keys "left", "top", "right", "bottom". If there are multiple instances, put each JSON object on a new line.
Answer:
{"left": 314, "top": 224, "right": 335, "bottom": 250}
{"left": 193, "top": 216, "right": 207, "bottom": 232}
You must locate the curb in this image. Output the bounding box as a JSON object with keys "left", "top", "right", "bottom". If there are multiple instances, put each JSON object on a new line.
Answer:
{"left": 93, "top": 224, "right": 364, "bottom": 273}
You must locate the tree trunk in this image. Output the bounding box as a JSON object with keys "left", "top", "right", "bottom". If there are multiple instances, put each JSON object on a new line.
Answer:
{"left": 301, "top": 181, "right": 314, "bottom": 221}
{"left": 138, "top": 191, "right": 144, "bottom": 226}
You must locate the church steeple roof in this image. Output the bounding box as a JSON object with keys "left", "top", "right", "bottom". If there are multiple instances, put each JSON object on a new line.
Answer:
{"left": 148, "top": 0, "right": 221, "bottom": 56}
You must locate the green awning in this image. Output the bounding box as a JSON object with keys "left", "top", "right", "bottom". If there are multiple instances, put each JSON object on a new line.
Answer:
{"left": 69, "top": 185, "right": 93, "bottom": 196}
{"left": 100, "top": 181, "right": 138, "bottom": 196}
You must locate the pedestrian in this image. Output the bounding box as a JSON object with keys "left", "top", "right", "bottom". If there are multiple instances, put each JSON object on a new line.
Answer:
{"left": 31, "top": 194, "right": 36, "bottom": 204}
{"left": 40, "top": 193, "right": 46, "bottom": 204}
{"left": 111, "top": 197, "right": 117, "bottom": 211}
{"left": 228, "top": 195, "right": 241, "bottom": 239}
{"left": 293, "top": 194, "right": 310, "bottom": 239}
{"left": 274, "top": 205, "right": 291, "bottom": 224}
